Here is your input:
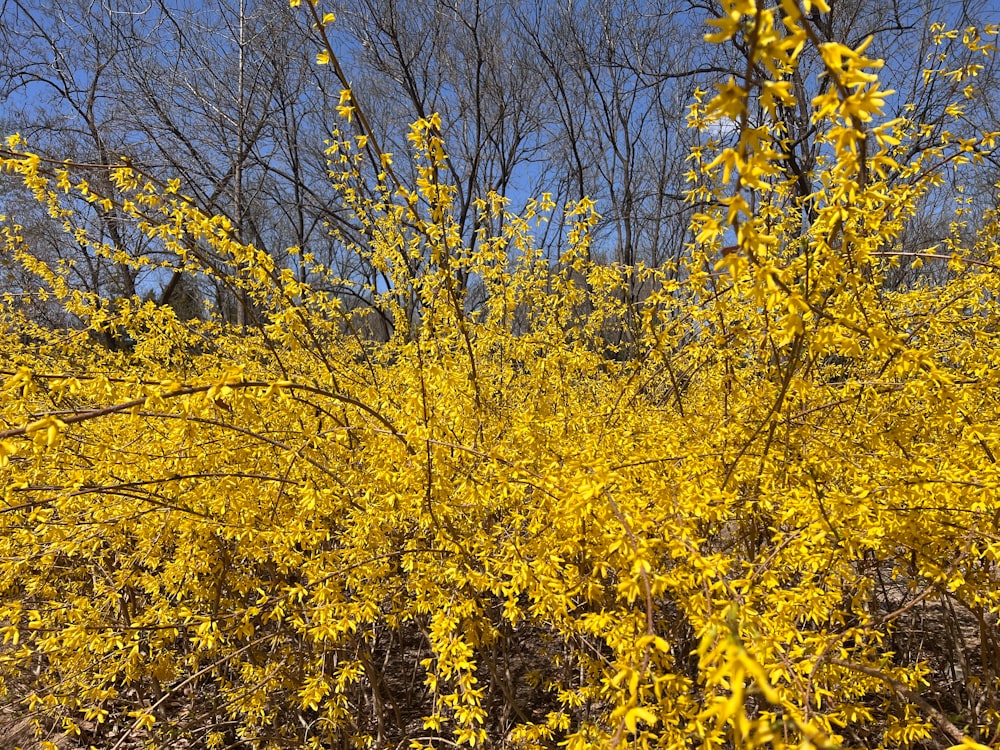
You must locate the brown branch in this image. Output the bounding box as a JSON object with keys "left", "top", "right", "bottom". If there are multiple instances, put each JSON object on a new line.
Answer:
{"left": 0, "top": 380, "right": 410, "bottom": 451}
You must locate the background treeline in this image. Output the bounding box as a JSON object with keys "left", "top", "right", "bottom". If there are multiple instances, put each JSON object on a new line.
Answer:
{"left": 1, "top": 0, "right": 999, "bottom": 325}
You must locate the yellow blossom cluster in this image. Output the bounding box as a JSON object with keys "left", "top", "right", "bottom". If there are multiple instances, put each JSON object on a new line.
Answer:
{"left": 0, "top": 2, "right": 999, "bottom": 748}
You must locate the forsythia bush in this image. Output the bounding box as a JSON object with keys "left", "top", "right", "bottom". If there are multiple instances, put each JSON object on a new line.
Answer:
{"left": 1, "top": 1, "right": 1000, "bottom": 748}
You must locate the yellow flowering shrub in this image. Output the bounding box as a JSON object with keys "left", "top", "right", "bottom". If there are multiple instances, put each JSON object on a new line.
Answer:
{"left": 1, "top": 1, "right": 999, "bottom": 748}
